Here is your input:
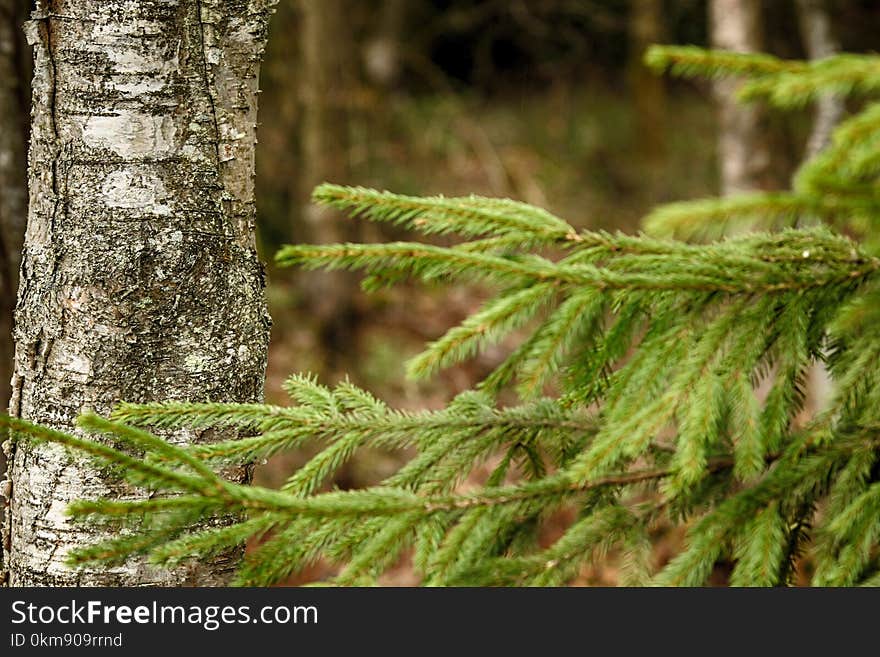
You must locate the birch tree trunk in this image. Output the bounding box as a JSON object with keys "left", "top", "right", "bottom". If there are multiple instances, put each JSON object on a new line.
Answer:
{"left": 1, "top": 0, "right": 274, "bottom": 586}
{"left": 710, "top": 0, "right": 773, "bottom": 195}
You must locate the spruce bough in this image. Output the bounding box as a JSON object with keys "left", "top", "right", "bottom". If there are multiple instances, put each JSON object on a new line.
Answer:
{"left": 5, "top": 46, "right": 880, "bottom": 586}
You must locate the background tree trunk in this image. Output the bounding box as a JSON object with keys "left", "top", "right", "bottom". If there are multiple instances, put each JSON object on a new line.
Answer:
{"left": 364, "top": 0, "right": 407, "bottom": 90}
{"left": 796, "top": 0, "right": 844, "bottom": 158}
{"left": 298, "top": 0, "right": 359, "bottom": 372}
{"left": 628, "top": 0, "right": 667, "bottom": 161}
{"left": 710, "top": 0, "right": 774, "bottom": 195}
{"left": 0, "top": 0, "right": 30, "bottom": 561}
{"left": 2, "top": 0, "right": 274, "bottom": 586}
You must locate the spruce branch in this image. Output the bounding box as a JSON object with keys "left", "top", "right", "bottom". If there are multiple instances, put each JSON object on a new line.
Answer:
{"left": 739, "top": 54, "right": 880, "bottom": 108}
{"left": 312, "top": 183, "right": 578, "bottom": 243}
{"left": 644, "top": 193, "right": 880, "bottom": 239}
{"left": 645, "top": 45, "right": 802, "bottom": 79}
{"left": 276, "top": 231, "right": 880, "bottom": 295}
{"left": 13, "top": 413, "right": 751, "bottom": 516}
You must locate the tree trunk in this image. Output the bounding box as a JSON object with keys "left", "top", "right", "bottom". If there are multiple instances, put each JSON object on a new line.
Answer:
{"left": 0, "top": 0, "right": 30, "bottom": 563}
{"left": 2, "top": 0, "right": 274, "bottom": 587}
{"left": 364, "top": 0, "right": 407, "bottom": 90}
{"left": 299, "top": 0, "right": 359, "bottom": 371}
{"left": 628, "top": 0, "right": 666, "bottom": 161}
{"left": 796, "top": 0, "right": 844, "bottom": 158}
{"left": 710, "top": 0, "right": 774, "bottom": 195}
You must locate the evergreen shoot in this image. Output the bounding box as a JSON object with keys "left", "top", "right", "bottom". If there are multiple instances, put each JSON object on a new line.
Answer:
{"left": 6, "top": 45, "right": 880, "bottom": 586}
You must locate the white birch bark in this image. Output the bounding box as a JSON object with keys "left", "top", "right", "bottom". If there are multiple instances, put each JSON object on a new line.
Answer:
{"left": 1, "top": 0, "right": 274, "bottom": 586}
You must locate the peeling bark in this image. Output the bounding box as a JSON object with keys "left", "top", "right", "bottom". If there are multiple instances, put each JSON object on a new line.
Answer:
{"left": 2, "top": 0, "right": 274, "bottom": 586}
{"left": 710, "top": 0, "right": 774, "bottom": 195}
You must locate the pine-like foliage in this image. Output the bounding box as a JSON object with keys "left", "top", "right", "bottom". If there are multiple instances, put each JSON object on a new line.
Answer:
{"left": 6, "top": 46, "right": 880, "bottom": 586}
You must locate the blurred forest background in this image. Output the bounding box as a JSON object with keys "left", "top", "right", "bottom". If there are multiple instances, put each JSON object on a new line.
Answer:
{"left": 2, "top": 0, "right": 880, "bottom": 585}
{"left": 251, "top": 0, "right": 880, "bottom": 584}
